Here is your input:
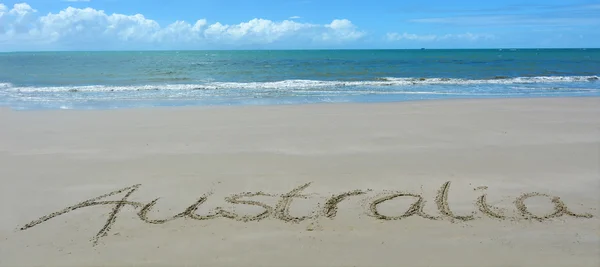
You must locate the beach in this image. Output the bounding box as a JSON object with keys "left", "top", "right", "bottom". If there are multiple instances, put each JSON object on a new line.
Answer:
{"left": 1, "top": 97, "right": 599, "bottom": 267}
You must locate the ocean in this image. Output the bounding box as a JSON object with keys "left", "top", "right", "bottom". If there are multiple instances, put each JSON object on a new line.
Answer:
{"left": 1, "top": 49, "right": 599, "bottom": 110}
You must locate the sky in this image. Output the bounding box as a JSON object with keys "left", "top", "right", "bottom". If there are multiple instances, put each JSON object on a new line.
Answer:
{"left": 0, "top": 0, "right": 599, "bottom": 51}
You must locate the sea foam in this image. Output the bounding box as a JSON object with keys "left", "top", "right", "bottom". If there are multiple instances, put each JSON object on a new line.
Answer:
{"left": 6, "top": 76, "right": 599, "bottom": 93}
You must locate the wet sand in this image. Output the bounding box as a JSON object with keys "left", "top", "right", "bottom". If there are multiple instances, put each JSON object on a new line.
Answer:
{"left": 1, "top": 97, "right": 599, "bottom": 267}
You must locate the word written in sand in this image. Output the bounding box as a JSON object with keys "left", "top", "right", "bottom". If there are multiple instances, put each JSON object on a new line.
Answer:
{"left": 19, "top": 182, "right": 593, "bottom": 246}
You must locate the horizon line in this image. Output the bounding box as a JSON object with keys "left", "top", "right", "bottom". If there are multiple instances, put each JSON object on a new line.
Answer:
{"left": 1, "top": 47, "right": 599, "bottom": 53}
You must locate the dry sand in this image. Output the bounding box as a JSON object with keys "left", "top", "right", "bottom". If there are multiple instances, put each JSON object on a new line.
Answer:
{"left": 1, "top": 97, "right": 599, "bottom": 267}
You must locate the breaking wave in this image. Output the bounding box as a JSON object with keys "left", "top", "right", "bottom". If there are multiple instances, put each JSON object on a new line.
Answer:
{"left": 4, "top": 75, "right": 599, "bottom": 93}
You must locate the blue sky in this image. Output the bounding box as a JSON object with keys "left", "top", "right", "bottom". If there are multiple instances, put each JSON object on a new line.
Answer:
{"left": 0, "top": 0, "right": 599, "bottom": 51}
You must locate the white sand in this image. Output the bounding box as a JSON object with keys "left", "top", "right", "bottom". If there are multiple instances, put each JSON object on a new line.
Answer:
{"left": 1, "top": 97, "right": 599, "bottom": 267}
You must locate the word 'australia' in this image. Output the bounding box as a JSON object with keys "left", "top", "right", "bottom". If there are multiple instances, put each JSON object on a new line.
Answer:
{"left": 19, "top": 182, "right": 593, "bottom": 246}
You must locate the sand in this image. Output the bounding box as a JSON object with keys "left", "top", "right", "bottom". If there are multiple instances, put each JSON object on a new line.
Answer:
{"left": 1, "top": 97, "right": 599, "bottom": 267}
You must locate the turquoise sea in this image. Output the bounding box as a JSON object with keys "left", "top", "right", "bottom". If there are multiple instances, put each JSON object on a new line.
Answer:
{"left": 1, "top": 49, "right": 599, "bottom": 110}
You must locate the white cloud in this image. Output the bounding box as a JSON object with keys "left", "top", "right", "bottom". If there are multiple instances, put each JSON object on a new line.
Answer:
{"left": 321, "top": 19, "right": 365, "bottom": 42}
{"left": 289, "top": 16, "right": 301, "bottom": 19}
{"left": 4, "top": 3, "right": 37, "bottom": 34}
{"left": 410, "top": 15, "right": 600, "bottom": 27}
{"left": 386, "top": 33, "right": 437, "bottom": 41}
{"left": 202, "top": 19, "right": 316, "bottom": 44}
{"left": 0, "top": 2, "right": 365, "bottom": 50}
{"left": 386, "top": 32, "right": 494, "bottom": 41}
{"left": 0, "top": 4, "right": 7, "bottom": 21}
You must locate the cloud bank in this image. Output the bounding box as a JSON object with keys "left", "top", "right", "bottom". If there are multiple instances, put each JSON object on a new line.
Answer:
{"left": 386, "top": 32, "right": 495, "bottom": 42}
{"left": 0, "top": 2, "right": 365, "bottom": 50}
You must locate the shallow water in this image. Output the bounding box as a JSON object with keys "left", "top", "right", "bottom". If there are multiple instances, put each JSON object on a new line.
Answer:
{"left": 1, "top": 49, "right": 599, "bottom": 110}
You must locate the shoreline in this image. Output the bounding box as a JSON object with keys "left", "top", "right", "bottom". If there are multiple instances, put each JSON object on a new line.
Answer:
{"left": 3, "top": 95, "right": 600, "bottom": 113}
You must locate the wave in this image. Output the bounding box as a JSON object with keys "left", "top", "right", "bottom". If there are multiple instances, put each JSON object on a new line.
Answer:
{"left": 4, "top": 75, "right": 599, "bottom": 93}
{"left": 0, "top": 83, "right": 13, "bottom": 88}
